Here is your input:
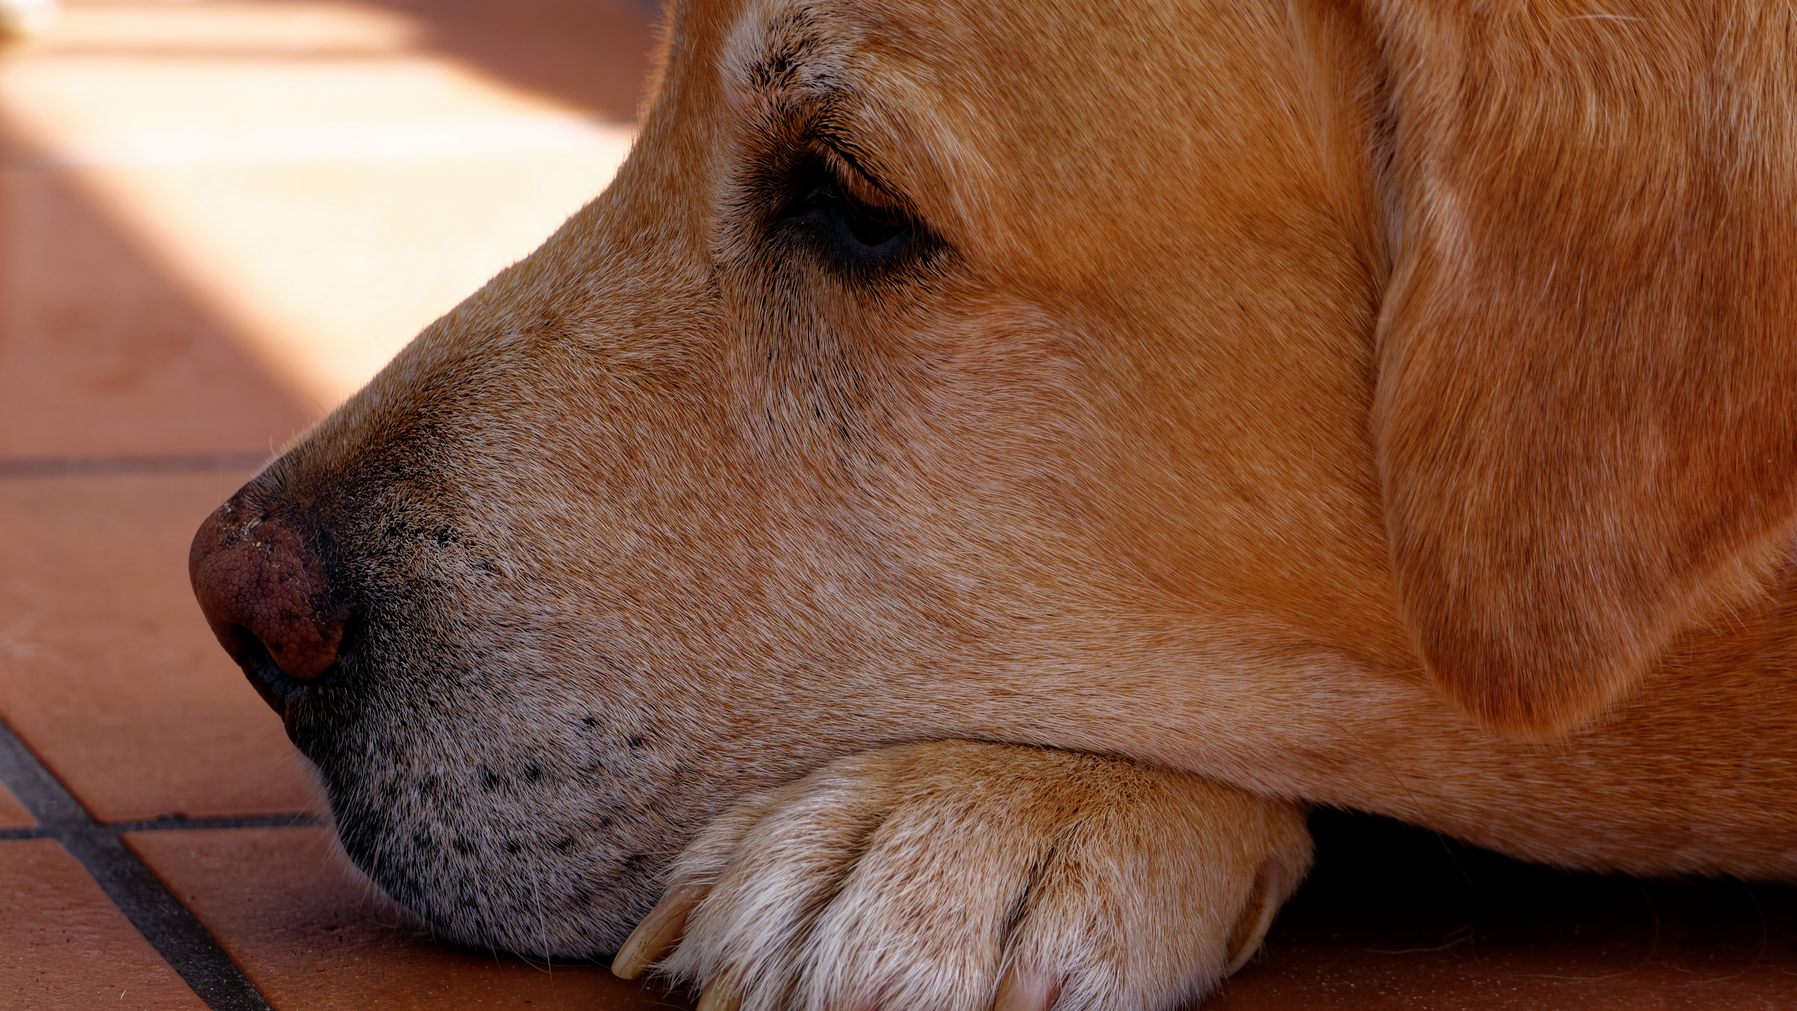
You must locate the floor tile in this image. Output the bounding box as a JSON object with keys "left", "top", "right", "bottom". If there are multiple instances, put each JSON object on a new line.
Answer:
{"left": 0, "top": 0, "right": 654, "bottom": 146}
{"left": 18, "top": 147, "right": 627, "bottom": 422}
{"left": 0, "top": 838, "right": 204, "bottom": 1010}
{"left": 0, "top": 779, "right": 31, "bottom": 830}
{"left": 0, "top": 472, "right": 321, "bottom": 822}
{"left": 0, "top": 151, "right": 631, "bottom": 459}
{"left": 128, "top": 827, "right": 689, "bottom": 1011}
{"left": 0, "top": 0, "right": 645, "bottom": 460}
{"left": 0, "top": 165, "right": 320, "bottom": 460}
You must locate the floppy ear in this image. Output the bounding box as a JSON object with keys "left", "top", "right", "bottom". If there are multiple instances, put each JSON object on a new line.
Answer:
{"left": 1368, "top": 5, "right": 1797, "bottom": 735}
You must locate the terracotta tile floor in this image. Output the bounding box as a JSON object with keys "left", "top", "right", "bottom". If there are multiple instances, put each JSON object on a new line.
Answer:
{"left": 1, "top": 2, "right": 1793, "bottom": 1009}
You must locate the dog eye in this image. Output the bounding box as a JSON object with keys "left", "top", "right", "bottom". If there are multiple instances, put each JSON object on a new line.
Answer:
{"left": 798, "top": 179, "right": 908, "bottom": 249}
{"left": 782, "top": 156, "right": 917, "bottom": 269}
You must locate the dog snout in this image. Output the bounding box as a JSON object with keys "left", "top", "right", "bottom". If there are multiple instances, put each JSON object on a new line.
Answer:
{"left": 190, "top": 484, "right": 352, "bottom": 708}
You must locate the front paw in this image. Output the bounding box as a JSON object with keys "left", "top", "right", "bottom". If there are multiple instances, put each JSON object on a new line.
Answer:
{"left": 613, "top": 741, "right": 1311, "bottom": 1010}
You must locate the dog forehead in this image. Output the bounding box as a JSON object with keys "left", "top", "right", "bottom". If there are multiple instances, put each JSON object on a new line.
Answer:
{"left": 711, "top": 0, "right": 961, "bottom": 111}
{"left": 717, "top": 0, "right": 839, "bottom": 109}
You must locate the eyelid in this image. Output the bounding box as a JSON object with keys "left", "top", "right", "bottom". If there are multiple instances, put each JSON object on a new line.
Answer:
{"left": 807, "top": 135, "right": 905, "bottom": 213}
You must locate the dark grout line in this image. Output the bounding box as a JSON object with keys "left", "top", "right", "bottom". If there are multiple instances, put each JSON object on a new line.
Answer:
{"left": 0, "top": 450, "right": 274, "bottom": 479}
{"left": 0, "top": 814, "right": 321, "bottom": 839}
{"left": 110, "top": 812, "right": 325, "bottom": 833}
{"left": 0, "top": 716, "right": 275, "bottom": 1011}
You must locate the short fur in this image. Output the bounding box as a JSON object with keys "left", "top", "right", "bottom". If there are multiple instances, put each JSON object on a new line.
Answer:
{"left": 193, "top": 1, "right": 1797, "bottom": 1007}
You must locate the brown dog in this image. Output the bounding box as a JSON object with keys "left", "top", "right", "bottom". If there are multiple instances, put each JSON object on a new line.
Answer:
{"left": 188, "top": 1, "right": 1797, "bottom": 1008}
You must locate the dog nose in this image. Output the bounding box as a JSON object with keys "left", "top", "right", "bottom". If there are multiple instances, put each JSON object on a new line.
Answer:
{"left": 190, "top": 494, "right": 350, "bottom": 692}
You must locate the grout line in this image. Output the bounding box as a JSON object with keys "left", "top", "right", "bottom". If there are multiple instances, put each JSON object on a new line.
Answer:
{"left": 0, "top": 716, "right": 276, "bottom": 1011}
{"left": 0, "top": 451, "right": 273, "bottom": 479}
{"left": 110, "top": 812, "right": 324, "bottom": 833}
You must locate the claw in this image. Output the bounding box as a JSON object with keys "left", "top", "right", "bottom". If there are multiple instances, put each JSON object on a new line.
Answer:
{"left": 992, "top": 966, "right": 1059, "bottom": 1011}
{"left": 1224, "top": 853, "right": 1299, "bottom": 975}
{"left": 611, "top": 882, "right": 708, "bottom": 980}
{"left": 695, "top": 979, "right": 744, "bottom": 1011}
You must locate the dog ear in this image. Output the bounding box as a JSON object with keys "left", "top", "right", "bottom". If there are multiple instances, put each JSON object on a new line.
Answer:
{"left": 1367, "top": 5, "right": 1797, "bottom": 735}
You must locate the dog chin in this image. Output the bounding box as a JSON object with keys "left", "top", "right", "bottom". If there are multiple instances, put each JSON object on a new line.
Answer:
{"left": 360, "top": 851, "right": 646, "bottom": 959}
{"left": 318, "top": 757, "right": 661, "bottom": 958}
{"left": 288, "top": 675, "right": 680, "bottom": 959}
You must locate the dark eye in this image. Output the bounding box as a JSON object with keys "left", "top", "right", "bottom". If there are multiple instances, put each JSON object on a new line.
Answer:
{"left": 783, "top": 156, "right": 917, "bottom": 268}
{"left": 798, "top": 180, "right": 909, "bottom": 249}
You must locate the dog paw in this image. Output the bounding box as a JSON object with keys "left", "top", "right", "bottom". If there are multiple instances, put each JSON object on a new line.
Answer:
{"left": 613, "top": 741, "right": 1311, "bottom": 1010}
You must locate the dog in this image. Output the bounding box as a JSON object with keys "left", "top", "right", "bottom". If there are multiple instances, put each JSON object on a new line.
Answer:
{"left": 187, "top": 1, "right": 1797, "bottom": 1008}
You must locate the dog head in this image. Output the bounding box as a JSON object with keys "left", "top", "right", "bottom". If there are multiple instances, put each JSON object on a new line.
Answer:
{"left": 189, "top": 0, "right": 1797, "bottom": 956}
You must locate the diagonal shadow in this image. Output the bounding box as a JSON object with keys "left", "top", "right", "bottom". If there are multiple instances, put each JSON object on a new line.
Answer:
{"left": 267, "top": 0, "right": 663, "bottom": 123}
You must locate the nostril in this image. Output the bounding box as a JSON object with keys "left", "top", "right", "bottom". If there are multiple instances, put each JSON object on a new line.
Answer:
{"left": 237, "top": 623, "right": 285, "bottom": 661}
{"left": 221, "top": 622, "right": 278, "bottom": 670}
{"left": 219, "top": 621, "right": 295, "bottom": 709}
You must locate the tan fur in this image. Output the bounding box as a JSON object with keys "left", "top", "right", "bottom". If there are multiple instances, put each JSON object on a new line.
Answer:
{"left": 193, "top": 1, "right": 1797, "bottom": 1007}
{"left": 1373, "top": 2, "right": 1797, "bottom": 736}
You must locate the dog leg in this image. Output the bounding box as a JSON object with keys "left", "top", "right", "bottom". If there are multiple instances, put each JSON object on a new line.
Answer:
{"left": 613, "top": 740, "right": 1311, "bottom": 1010}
